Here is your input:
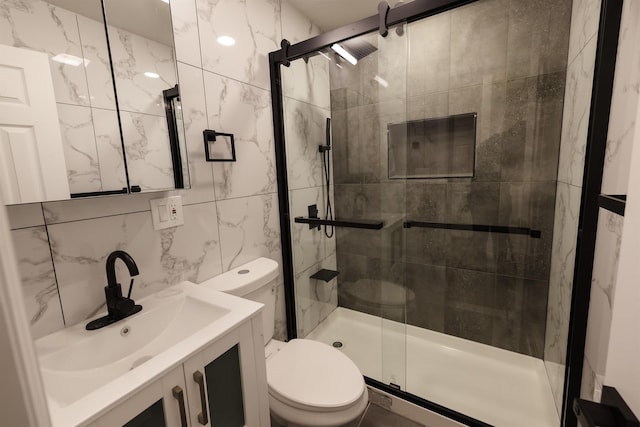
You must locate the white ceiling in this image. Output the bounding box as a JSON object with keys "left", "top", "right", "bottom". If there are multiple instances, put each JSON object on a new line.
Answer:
{"left": 288, "top": 0, "right": 403, "bottom": 31}
{"left": 47, "top": 0, "right": 173, "bottom": 46}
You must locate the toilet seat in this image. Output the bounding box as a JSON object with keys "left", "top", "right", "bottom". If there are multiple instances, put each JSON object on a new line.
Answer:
{"left": 266, "top": 339, "right": 366, "bottom": 412}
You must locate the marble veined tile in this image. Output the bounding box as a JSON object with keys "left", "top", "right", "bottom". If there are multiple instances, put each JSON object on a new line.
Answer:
{"left": 273, "top": 281, "right": 287, "bottom": 341}
{"left": 196, "top": 0, "right": 281, "bottom": 90}
{"left": 281, "top": 0, "right": 319, "bottom": 44}
{"left": 11, "top": 226, "right": 65, "bottom": 338}
{"left": 92, "top": 108, "right": 128, "bottom": 192}
{"left": 0, "top": 0, "right": 90, "bottom": 106}
{"left": 176, "top": 61, "right": 215, "bottom": 204}
{"left": 289, "top": 186, "right": 331, "bottom": 275}
{"left": 548, "top": 182, "right": 582, "bottom": 317}
{"left": 283, "top": 55, "right": 331, "bottom": 110}
{"left": 76, "top": 14, "right": 117, "bottom": 110}
{"left": 544, "top": 359, "right": 566, "bottom": 414}
{"left": 216, "top": 193, "right": 282, "bottom": 272}
{"left": 203, "top": 71, "right": 276, "bottom": 199}
{"left": 284, "top": 97, "right": 331, "bottom": 191}
{"left": 567, "top": 0, "right": 602, "bottom": 64}
{"left": 120, "top": 111, "right": 175, "bottom": 191}
{"left": 7, "top": 203, "right": 44, "bottom": 229}
{"left": 545, "top": 181, "right": 581, "bottom": 412}
{"left": 108, "top": 25, "right": 177, "bottom": 116}
{"left": 280, "top": 0, "right": 330, "bottom": 109}
{"left": 584, "top": 210, "right": 623, "bottom": 378}
{"left": 50, "top": 202, "right": 223, "bottom": 326}
{"left": 601, "top": 0, "right": 640, "bottom": 195}
{"left": 57, "top": 103, "right": 102, "bottom": 194}
{"left": 295, "top": 254, "right": 338, "bottom": 338}
{"left": 171, "top": 0, "right": 202, "bottom": 68}
{"left": 557, "top": 36, "right": 597, "bottom": 187}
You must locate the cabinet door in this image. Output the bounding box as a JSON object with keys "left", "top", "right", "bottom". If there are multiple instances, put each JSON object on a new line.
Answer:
{"left": 95, "top": 366, "right": 189, "bottom": 427}
{"left": 183, "top": 322, "right": 264, "bottom": 427}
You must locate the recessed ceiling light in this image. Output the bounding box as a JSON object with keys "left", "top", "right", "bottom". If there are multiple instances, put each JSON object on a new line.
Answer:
{"left": 331, "top": 43, "right": 357, "bottom": 65}
{"left": 144, "top": 71, "right": 160, "bottom": 79}
{"left": 52, "top": 53, "right": 90, "bottom": 67}
{"left": 217, "top": 36, "right": 236, "bottom": 46}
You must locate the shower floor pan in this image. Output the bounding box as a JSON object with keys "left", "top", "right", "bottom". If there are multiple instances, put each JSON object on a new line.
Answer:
{"left": 306, "top": 307, "right": 559, "bottom": 427}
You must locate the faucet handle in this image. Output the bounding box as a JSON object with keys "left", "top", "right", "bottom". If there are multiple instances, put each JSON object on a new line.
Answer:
{"left": 127, "top": 278, "right": 135, "bottom": 299}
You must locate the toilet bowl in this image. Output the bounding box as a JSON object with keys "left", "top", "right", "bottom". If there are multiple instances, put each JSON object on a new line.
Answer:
{"left": 201, "top": 258, "right": 368, "bottom": 427}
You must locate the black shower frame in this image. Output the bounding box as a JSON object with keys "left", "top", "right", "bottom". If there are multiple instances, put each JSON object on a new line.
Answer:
{"left": 268, "top": 0, "right": 622, "bottom": 425}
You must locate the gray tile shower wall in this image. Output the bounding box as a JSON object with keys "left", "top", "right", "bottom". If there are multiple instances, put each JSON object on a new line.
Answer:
{"left": 330, "top": 0, "right": 573, "bottom": 359}
{"left": 6, "top": 0, "right": 316, "bottom": 340}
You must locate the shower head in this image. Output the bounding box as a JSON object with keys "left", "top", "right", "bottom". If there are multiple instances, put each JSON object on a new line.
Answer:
{"left": 339, "top": 38, "right": 378, "bottom": 61}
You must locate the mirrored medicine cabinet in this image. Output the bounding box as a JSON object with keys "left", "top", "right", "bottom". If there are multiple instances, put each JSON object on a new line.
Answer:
{"left": 0, "top": 0, "right": 189, "bottom": 205}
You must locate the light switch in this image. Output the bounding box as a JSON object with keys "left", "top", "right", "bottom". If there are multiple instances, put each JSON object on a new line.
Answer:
{"left": 150, "top": 196, "right": 184, "bottom": 230}
{"left": 158, "top": 203, "right": 169, "bottom": 222}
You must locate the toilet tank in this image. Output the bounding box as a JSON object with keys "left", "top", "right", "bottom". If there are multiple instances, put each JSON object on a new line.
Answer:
{"left": 199, "top": 258, "right": 279, "bottom": 344}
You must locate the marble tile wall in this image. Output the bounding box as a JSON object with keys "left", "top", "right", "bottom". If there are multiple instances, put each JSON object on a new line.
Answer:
{"left": 330, "top": 0, "right": 571, "bottom": 359}
{"left": 545, "top": 0, "right": 602, "bottom": 414}
{"left": 581, "top": 210, "right": 623, "bottom": 399}
{"left": 280, "top": 1, "right": 336, "bottom": 338}
{"left": 579, "top": 0, "right": 639, "bottom": 404}
{"left": 6, "top": 0, "right": 316, "bottom": 341}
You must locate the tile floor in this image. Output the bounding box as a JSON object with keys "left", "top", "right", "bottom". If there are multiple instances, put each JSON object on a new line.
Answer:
{"left": 271, "top": 402, "right": 424, "bottom": 427}
{"left": 348, "top": 403, "right": 424, "bottom": 427}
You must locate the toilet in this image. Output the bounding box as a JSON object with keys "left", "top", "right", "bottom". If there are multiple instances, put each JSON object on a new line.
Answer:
{"left": 200, "top": 257, "right": 368, "bottom": 427}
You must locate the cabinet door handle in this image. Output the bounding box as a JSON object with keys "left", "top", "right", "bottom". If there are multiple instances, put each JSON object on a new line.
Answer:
{"left": 172, "top": 386, "right": 188, "bottom": 427}
{"left": 193, "top": 370, "right": 209, "bottom": 425}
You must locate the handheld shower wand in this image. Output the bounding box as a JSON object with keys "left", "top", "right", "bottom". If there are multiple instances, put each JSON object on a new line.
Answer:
{"left": 319, "top": 117, "right": 334, "bottom": 238}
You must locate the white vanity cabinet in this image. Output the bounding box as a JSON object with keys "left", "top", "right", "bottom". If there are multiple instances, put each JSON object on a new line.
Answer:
{"left": 92, "top": 366, "right": 187, "bottom": 427}
{"left": 89, "top": 317, "right": 269, "bottom": 427}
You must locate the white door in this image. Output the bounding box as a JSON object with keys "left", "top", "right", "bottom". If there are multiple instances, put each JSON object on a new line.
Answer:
{"left": 0, "top": 45, "right": 69, "bottom": 204}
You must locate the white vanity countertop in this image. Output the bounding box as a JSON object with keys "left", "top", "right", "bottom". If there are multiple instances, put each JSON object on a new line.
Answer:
{"left": 35, "top": 281, "right": 263, "bottom": 427}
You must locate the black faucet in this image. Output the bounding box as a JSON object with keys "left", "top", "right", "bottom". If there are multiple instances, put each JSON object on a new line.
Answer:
{"left": 86, "top": 250, "right": 143, "bottom": 330}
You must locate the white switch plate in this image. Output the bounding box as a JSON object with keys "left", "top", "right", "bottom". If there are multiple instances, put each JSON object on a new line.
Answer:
{"left": 150, "top": 196, "right": 184, "bottom": 230}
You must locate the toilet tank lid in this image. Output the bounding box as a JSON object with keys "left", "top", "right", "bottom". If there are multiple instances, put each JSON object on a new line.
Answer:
{"left": 199, "top": 257, "right": 279, "bottom": 296}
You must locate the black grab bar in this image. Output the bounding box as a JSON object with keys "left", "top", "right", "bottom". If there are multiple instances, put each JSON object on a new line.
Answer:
{"left": 294, "top": 217, "right": 384, "bottom": 230}
{"left": 403, "top": 220, "right": 541, "bottom": 238}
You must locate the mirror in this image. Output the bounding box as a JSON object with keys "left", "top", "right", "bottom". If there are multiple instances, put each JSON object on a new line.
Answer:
{"left": 0, "top": 0, "right": 189, "bottom": 205}
{"left": 103, "top": 0, "right": 189, "bottom": 193}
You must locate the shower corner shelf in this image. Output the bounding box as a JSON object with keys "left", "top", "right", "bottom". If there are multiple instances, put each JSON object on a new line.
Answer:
{"left": 310, "top": 269, "right": 339, "bottom": 283}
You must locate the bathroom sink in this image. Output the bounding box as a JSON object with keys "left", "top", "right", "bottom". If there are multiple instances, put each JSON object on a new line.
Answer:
{"left": 35, "top": 281, "right": 264, "bottom": 426}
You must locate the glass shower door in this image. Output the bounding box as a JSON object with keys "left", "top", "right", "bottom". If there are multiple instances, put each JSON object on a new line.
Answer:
{"left": 329, "top": 28, "right": 409, "bottom": 391}
{"left": 281, "top": 25, "right": 410, "bottom": 392}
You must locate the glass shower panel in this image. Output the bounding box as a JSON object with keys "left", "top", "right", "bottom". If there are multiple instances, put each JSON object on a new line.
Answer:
{"left": 328, "top": 28, "right": 409, "bottom": 390}
{"left": 282, "top": 27, "right": 410, "bottom": 392}
{"left": 398, "top": 1, "right": 567, "bottom": 425}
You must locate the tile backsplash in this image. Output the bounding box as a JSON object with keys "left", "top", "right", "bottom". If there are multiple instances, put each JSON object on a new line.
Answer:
{"left": 7, "top": 0, "right": 314, "bottom": 340}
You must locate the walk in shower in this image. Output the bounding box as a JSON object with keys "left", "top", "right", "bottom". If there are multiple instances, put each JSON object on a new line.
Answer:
{"left": 271, "top": 0, "right": 582, "bottom": 425}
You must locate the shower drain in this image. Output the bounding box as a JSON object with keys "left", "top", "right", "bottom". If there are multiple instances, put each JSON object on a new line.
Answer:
{"left": 332, "top": 341, "right": 343, "bottom": 348}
